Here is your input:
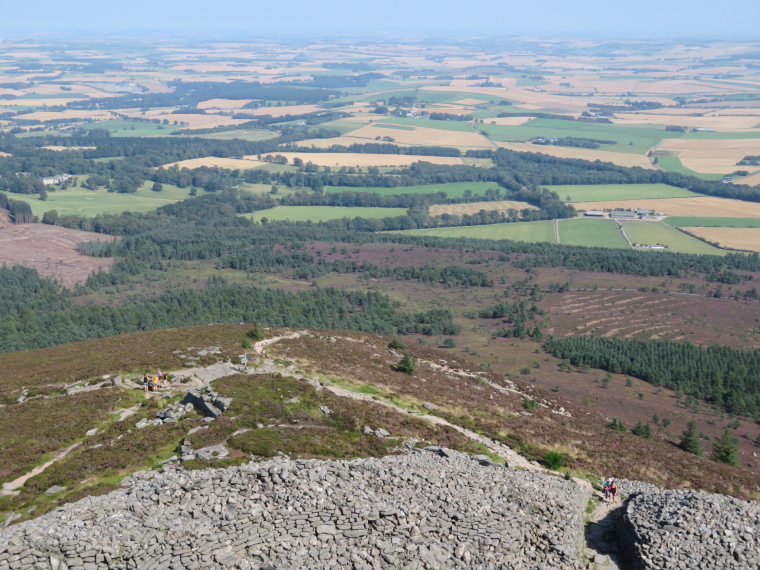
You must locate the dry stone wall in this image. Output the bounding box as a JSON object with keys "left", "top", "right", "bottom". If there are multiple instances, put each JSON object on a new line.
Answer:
{"left": 0, "top": 450, "right": 589, "bottom": 570}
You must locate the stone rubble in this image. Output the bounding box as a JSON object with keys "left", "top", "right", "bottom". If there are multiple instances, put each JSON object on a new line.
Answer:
{"left": 0, "top": 450, "right": 590, "bottom": 570}
{"left": 620, "top": 488, "right": 759, "bottom": 570}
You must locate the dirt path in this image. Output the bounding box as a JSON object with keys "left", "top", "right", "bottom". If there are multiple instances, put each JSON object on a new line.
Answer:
{"left": 554, "top": 219, "right": 561, "bottom": 244}
{"left": 253, "top": 331, "right": 303, "bottom": 354}
{"left": 323, "top": 383, "right": 537, "bottom": 470}
{"left": 0, "top": 442, "right": 82, "bottom": 496}
{"left": 584, "top": 489, "right": 626, "bottom": 570}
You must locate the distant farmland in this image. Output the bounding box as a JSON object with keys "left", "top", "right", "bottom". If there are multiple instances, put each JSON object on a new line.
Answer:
{"left": 621, "top": 221, "right": 725, "bottom": 255}
{"left": 398, "top": 220, "right": 556, "bottom": 243}
{"left": 558, "top": 218, "right": 628, "bottom": 248}
{"left": 326, "top": 181, "right": 502, "bottom": 198}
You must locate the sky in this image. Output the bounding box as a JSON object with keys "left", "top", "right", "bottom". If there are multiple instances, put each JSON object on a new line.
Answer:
{"left": 0, "top": 0, "right": 758, "bottom": 38}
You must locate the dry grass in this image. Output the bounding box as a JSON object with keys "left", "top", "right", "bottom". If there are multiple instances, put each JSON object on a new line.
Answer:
{"left": 429, "top": 200, "right": 537, "bottom": 216}
{"left": 496, "top": 142, "right": 656, "bottom": 169}
{"left": 575, "top": 196, "right": 760, "bottom": 217}
{"left": 348, "top": 124, "right": 491, "bottom": 148}
{"left": 681, "top": 227, "right": 760, "bottom": 252}
{"left": 259, "top": 152, "right": 464, "bottom": 168}
{"left": 160, "top": 156, "right": 264, "bottom": 170}
{"left": 456, "top": 98, "right": 489, "bottom": 106}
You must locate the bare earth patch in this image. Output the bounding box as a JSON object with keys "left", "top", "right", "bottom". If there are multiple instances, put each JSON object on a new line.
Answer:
{"left": 0, "top": 223, "right": 114, "bottom": 287}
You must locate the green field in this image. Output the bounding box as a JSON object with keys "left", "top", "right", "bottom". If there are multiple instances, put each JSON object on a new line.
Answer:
{"left": 373, "top": 123, "right": 416, "bottom": 131}
{"left": 398, "top": 220, "right": 556, "bottom": 243}
{"left": 664, "top": 216, "right": 760, "bottom": 228}
{"left": 558, "top": 218, "right": 629, "bottom": 248}
{"left": 86, "top": 119, "right": 173, "bottom": 137}
{"left": 377, "top": 117, "right": 474, "bottom": 132}
{"left": 325, "top": 181, "right": 501, "bottom": 198}
{"left": 655, "top": 156, "right": 725, "bottom": 180}
{"left": 622, "top": 221, "right": 726, "bottom": 255}
{"left": 15, "top": 181, "right": 209, "bottom": 217}
{"left": 245, "top": 206, "right": 408, "bottom": 222}
{"left": 480, "top": 118, "right": 674, "bottom": 155}
{"left": 547, "top": 183, "right": 702, "bottom": 202}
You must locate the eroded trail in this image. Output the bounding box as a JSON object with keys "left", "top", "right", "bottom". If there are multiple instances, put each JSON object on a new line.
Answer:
{"left": 584, "top": 490, "right": 626, "bottom": 570}
{"left": 0, "top": 442, "right": 81, "bottom": 496}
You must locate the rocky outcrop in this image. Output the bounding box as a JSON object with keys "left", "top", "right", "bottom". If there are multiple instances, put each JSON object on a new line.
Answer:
{"left": 182, "top": 387, "right": 233, "bottom": 419}
{"left": 0, "top": 451, "right": 588, "bottom": 570}
{"left": 619, "top": 488, "right": 759, "bottom": 569}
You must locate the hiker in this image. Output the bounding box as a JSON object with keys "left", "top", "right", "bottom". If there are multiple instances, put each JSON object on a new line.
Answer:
{"left": 603, "top": 477, "right": 612, "bottom": 501}
{"left": 607, "top": 479, "right": 618, "bottom": 504}
{"left": 162, "top": 371, "right": 168, "bottom": 387}
{"left": 152, "top": 374, "right": 160, "bottom": 391}
{"left": 142, "top": 373, "right": 149, "bottom": 392}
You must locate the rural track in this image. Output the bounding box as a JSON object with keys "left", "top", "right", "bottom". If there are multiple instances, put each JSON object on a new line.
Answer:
{"left": 614, "top": 220, "right": 633, "bottom": 248}
{"left": 0, "top": 442, "right": 81, "bottom": 497}
{"left": 472, "top": 122, "right": 499, "bottom": 149}
{"left": 554, "top": 219, "right": 561, "bottom": 244}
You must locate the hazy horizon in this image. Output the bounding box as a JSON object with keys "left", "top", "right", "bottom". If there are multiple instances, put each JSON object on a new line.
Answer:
{"left": 0, "top": 0, "right": 758, "bottom": 39}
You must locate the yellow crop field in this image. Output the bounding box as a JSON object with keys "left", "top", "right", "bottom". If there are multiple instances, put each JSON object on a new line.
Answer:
{"left": 456, "top": 98, "right": 489, "bottom": 106}
{"left": 613, "top": 114, "right": 759, "bottom": 130}
{"left": 197, "top": 99, "right": 254, "bottom": 109}
{"left": 429, "top": 201, "right": 537, "bottom": 216}
{"left": 254, "top": 152, "right": 464, "bottom": 167}
{"left": 348, "top": 124, "right": 491, "bottom": 148}
{"left": 236, "top": 104, "right": 321, "bottom": 117}
{"left": 654, "top": 138, "right": 760, "bottom": 174}
{"left": 487, "top": 116, "right": 533, "bottom": 126}
{"left": 161, "top": 157, "right": 264, "bottom": 170}
{"left": 496, "top": 142, "right": 656, "bottom": 169}
{"left": 681, "top": 227, "right": 760, "bottom": 252}
{"left": 578, "top": 196, "right": 760, "bottom": 218}
{"left": 155, "top": 114, "right": 249, "bottom": 129}
{"left": 739, "top": 172, "right": 760, "bottom": 187}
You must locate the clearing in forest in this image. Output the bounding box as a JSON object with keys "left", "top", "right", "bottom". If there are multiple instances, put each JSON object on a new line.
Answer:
{"left": 429, "top": 201, "right": 537, "bottom": 216}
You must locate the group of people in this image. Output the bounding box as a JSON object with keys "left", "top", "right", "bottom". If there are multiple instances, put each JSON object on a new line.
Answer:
{"left": 603, "top": 477, "right": 618, "bottom": 504}
{"left": 142, "top": 371, "right": 168, "bottom": 392}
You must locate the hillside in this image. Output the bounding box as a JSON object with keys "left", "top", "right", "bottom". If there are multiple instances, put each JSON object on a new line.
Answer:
{"left": 0, "top": 325, "right": 758, "bottom": 569}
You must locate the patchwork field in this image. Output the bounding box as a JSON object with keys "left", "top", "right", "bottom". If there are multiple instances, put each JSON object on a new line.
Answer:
{"left": 245, "top": 206, "right": 408, "bottom": 222}
{"left": 680, "top": 227, "right": 760, "bottom": 253}
{"left": 558, "top": 218, "right": 628, "bottom": 248}
{"left": 547, "top": 184, "right": 700, "bottom": 203}
{"left": 428, "top": 200, "right": 537, "bottom": 216}
{"left": 621, "top": 221, "right": 725, "bottom": 255}
{"left": 398, "top": 220, "right": 556, "bottom": 243}
{"left": 0, "top": 223, "right": 113, "bottom": 287}
{"left": 574, "top": 196, "right": 760, "bottom": 218}
{"left": 251, "top": 152, "right": 464, "bottom": 168}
